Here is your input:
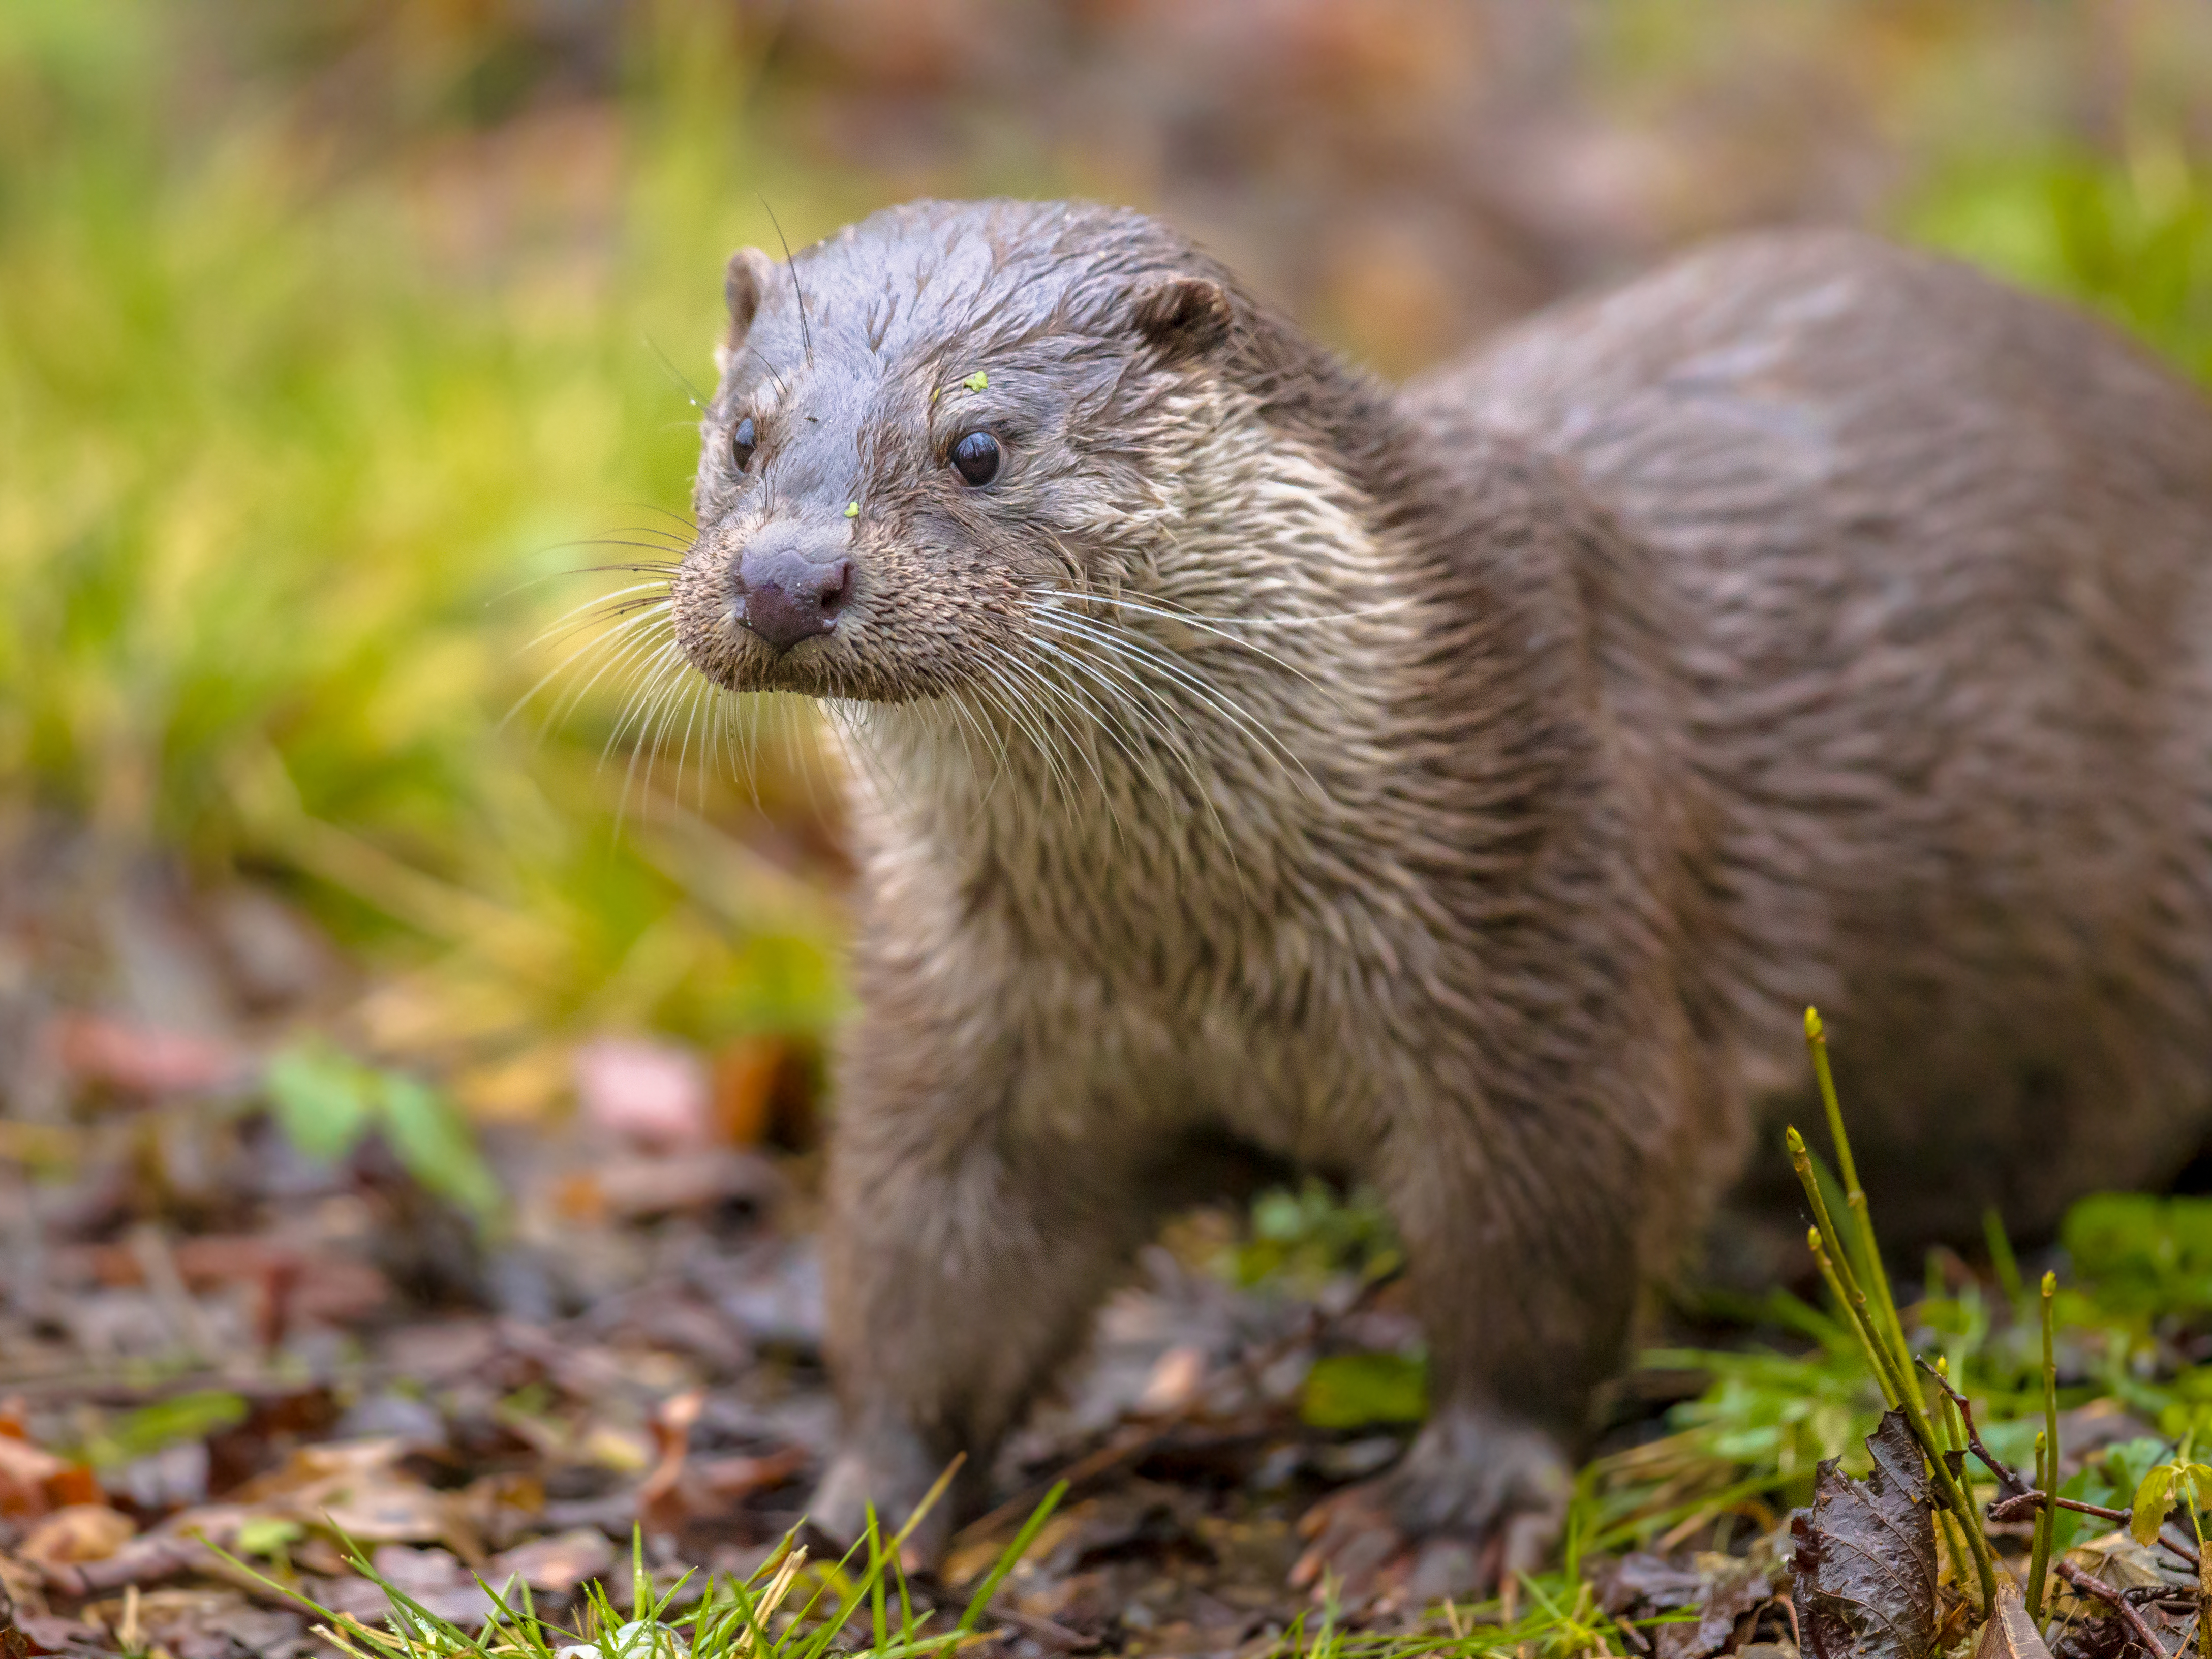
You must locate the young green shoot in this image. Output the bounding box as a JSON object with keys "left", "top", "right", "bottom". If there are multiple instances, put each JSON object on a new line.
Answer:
{"left": 1792, "top": 1007, "right": 1998, "bottom": 1617}
{"left": 2028, "top": 1270, "right": 2059, "bottom": 1619}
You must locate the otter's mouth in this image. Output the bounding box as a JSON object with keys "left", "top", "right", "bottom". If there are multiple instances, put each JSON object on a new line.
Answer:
{"left": 672, "top": 589, "right": 960, "bottom": 708}
{"left": 678, "top": 610, "right": 850, "bottom": 698}
{"left": 671, "top": 539, "right": 835, "bottom": 698}
{"left": 672, "top": 521, "right": 1011, "bottom": 706}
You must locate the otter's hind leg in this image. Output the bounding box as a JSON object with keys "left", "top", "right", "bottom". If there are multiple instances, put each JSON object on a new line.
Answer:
{"left": 1294, "top": 1083, "right": 1663, "bottom": 1604}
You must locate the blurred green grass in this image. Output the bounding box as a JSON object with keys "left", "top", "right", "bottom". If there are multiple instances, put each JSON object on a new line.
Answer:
{"left": 1, "top": 1, "right": 2206, "bottom": 1095}
{"left": 0, "top": 4, "right": 883, "bottom": 1070}
{"left": 1908, "top": 135, "right": 2212, "bottom": 384}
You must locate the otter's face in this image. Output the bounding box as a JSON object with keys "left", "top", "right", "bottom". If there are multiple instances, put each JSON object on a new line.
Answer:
{"left": 670, "top": 205, "right": 1237, "bottom": 704}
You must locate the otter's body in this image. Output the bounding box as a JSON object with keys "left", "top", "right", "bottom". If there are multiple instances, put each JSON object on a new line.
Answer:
{"left": 1450, "top": 233, "right": 2212, "bottom": 1250}
{"left": 667, "top": 203, "right": 2212, "bottom": 1592}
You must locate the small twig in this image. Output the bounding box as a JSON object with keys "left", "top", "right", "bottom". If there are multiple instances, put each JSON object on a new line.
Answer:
{"left": 1986, "top": 1494, "right": 2208, "bottom": 1571}
{"left": 1989, "top": 1492, "right": 2132, "bottom": 1526}
{"left": 981, "top": 1606, "right": 1097, "bottom": 1652}
{"left": 2124, "top": 1586, "right": 2201, "bottom": 1607}
{"left": 1919, "top": 1359, "right": 2033, "bottom": 1497}
{"left": 2057, "top": 1558, "right": 2172, "bottom": 1657}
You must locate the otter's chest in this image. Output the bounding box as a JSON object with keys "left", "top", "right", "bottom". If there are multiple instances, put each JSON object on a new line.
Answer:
{"left": 984, "top": 955, "right": 1391, "bottom": 1174}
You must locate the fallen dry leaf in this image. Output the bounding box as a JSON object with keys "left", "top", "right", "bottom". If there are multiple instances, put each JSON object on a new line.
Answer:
{"left": 49, "top": 1013, "right": 246, "bottom": 1094}
{"left": 712, "top": 1035, "right": 785, "bottom": 1145}
{"left": 228, "top": 1439, "right": 466, "bottom": 1554}
{"left": 1593, "top": 1549, "right": 1775, "bottom": 1659}
{"left": 489, "top": 1526, "right": 618, "bottom": 1593}
{"left": 1790, "top": 1409, "right": 1938, "bottom": 1659}
{"left": 318, "top": 1478, "right": 459, "bottom": 1549}
{"left": 1975, "top": 1581, "right": 2053, "bottom": 1659}
{"left": 454, "top": 1470, "right": 548, "bottom": 1551}
{"left": 0, "top": 1433, "right": 69, "bottom": 1519}
{"left": 71, "top": 1234, "right": 392, "bottom": 1328}
{"left": 18, "top": 1503, "right": 136, "bottom": 1568}
{"left": 37, "top": 1531, "right": 214, "bottom": 1600}
{"left": 581, "top": 1423, "right": 655, "bottom": 1472}
{"left": 2061, "top": 1529, "right": 2168, "bottom": 1593}
{"left": 574, "top": 1038, "right": 709, "bottom": 1150}
{"left": 692, "top": 1445, "right": 808, "bottom": 1500}
{"left": 9, "top": 1615, "right": 100, "bottom": 1656}
{"left": 1134, "top": 1345, "right": 1208, "bottom": 1416}
{"left": 1663, "top": 1555, "right": 1774, "bottom": 1659}
{"left": 637, "top": 1388, "right": 703, "bottom": 1536}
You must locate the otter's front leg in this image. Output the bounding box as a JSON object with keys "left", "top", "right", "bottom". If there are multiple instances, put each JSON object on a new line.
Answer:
{"left": 809, "top": 1015, "right": 1168, "bottom": 1560}
{"left": 1295, "top": 1098, "right": 1651, "bottom": 1604}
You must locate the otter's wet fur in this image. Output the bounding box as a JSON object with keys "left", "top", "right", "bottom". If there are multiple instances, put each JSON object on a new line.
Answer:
{"left": 667, "top": 200, "right": 2212, "bottom": 1590}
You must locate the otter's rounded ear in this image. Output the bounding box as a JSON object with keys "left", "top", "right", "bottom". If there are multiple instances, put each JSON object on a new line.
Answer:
{"left": 724, "top": 247, "right": 777, "bottom": 343}
{"left": 1131, "top": 276, "right": 1234, "bottom": 360}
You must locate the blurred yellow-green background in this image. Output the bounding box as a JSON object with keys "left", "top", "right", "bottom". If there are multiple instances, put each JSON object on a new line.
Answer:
{"left": 5, "top": 0, "right": 2211, "bottom": 1124}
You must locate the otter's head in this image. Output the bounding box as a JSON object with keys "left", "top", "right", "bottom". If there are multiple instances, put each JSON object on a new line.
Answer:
{"left": 671, "top": 200, "right": 1272, "bottom": 704}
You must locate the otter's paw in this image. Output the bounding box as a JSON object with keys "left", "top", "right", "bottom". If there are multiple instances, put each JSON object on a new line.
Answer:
{"left": 1290, "top": 1409, "right": 1571, "bottom": 1608}
{"left": 808, "top": 1430, "right": 962, "bottom": 1568}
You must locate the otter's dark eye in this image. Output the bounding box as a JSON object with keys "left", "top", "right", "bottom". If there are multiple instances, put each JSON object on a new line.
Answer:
{"left": 728, "top": 416, "right": 756, "bottom": 473}
{"left": 950, "top": 429, "right": 1002, "bottom": 487}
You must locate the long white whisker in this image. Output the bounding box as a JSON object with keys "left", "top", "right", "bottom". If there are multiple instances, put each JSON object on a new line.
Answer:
{"left": 481, "top": 556, "right": 678, "bottom": 610}
{"left": 1032, "top": 587, "right": 1409, "bottom": 632}
{"left": 669, "top": 667, "right": 712, "bottom": 812}
{"left": 738, "top": 692, "right": 763, "bottom": 807}
{"left": 1024, "top": 632, "right": 1243, "bottom": 878}
{"left": 1021, "top": 639, "right": 1156, "bottom": 782}
{"left": 935, "top": 684, "right": 1014, "bottom": 813}
{"left": 603, "top": 643, "right": 688, "bottom": 767}
{"left": 622, "top": 652, "right": 701, "bottom": 825}
{"left": 963, "top": 679, "right": 1049, "bottom": 826}
{"left": 974, "top": 655, "right": 1081, "bottom": 821}
{"left": 514, "top": 598, "right": 676, "bottom": 694}
{"left": 991, "top": 647, "right": 1124, "bottom": 844}
{"left": 1027, "top": 611, "right": 1325, "bottom": 801}
{"left": 547, "top": 611, "right": 680, "bottom": 733}
{"left": 828, "top": 699, "right": 925, "bottom": 822}
{"left": 923, "top": 687, "right": 1005, "bottom": 812}
{"left": 1024, "top": 635, "right": 1190, "bottom": 804}
{"left": 1026, "top": 592, "right": 1328, "bottom": 700}
{"left": 524, "top": 580, "right": 677, "bottom": 652}
{"left": 510, "top": 602, "right": 675, "bottom": 728}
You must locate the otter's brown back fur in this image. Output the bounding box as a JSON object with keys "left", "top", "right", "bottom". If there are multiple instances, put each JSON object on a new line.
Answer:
{"left": 667, "top": 202, "right": 2212, "bottom": 1582}
{"left": 1444, "top": 230, "right": 2212, "bottom": 1248}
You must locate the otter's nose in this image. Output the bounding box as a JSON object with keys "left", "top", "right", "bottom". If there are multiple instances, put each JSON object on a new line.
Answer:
{"left": 736, "top": 543, "right": 853, "bottom": 651}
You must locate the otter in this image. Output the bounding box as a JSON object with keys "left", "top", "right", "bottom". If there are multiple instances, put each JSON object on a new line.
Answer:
{"left": 667, "top": 200, "right": 2212, "bottom": 1599}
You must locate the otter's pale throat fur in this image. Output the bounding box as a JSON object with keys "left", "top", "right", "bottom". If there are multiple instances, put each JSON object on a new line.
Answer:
{"left": 668, "top": 200, "right": 2212, "bottom": 1591}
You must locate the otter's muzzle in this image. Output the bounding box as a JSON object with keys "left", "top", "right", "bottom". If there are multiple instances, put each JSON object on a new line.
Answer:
{"left": 734, "top": 526, "right": 853, "bottom": 652}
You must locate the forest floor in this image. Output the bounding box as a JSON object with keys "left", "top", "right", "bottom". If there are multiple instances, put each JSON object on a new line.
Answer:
{"left": 7, "top": 853, "right": 2212, "bottom": 1659}
{"left": 11, "top": 6, "right": 2212, "bottom": 1657}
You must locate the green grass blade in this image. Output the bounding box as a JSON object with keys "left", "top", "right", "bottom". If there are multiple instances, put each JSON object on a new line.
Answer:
{"left": 955, "top": 1481, "right": 1066, "bottom": 1637}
